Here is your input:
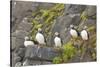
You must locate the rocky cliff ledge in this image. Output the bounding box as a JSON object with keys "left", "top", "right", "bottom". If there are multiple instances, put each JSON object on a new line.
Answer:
{"left": 11, "top": 1, "right": 96, "bottom": 67}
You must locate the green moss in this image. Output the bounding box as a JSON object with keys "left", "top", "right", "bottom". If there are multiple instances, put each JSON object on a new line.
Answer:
{"left": 92, "top": 15, "right": 96, "bottom": 19}
{"left": 30, "top": 4, "right": 64, "bottom": 41}
{"left": 40, "top": 9, "right": 50, "bottom": 18}
{"left": 92, "top": 52, "right": 96, "bottom": 60}
{"left": 53, "top": 57, "right": 62, "bottom": 64}
{"left": 36, "top": 24, "right": 43, "bottom": 29}
{"left": 87, "top": 26, "right": 96, "bottom": 32}
{"left": 53, "top": 41, "right": 77, "bottom": 64}
{"left": 62, "top": 42, "right": 77, "bottom": 62}
{"left": 80, "top": 11, "right": 88, "bottom": 21}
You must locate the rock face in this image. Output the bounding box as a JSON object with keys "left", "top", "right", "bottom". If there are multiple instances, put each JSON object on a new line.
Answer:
{"left": 24, "top": 46, "right": 59, "bottom": 61}
{"left": 12, "top": 45, "right": 59, "bottom": 66}
{"left": 11, "top": 1, "right": 96, "bottom": 67}
{"left": 37, "top": 47, "right": 59, "bottom": 61}
{"left": 49, "top": 15, "right": 81, "bottom": 45}
{"left": 65, "top": 4, "right": 86, "bottom": 14}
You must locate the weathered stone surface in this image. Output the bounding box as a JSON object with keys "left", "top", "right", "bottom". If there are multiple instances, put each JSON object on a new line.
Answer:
{"left": 85, "top": 19, "right": 96, "bottom": 26}
{"left": 16, "top": 48, "right": 25, "bottom": 58}
{"left": 30, "top": 60, "right": 42, "bottom": 65}
{"left": 25, "top": 46, "right": 39, "bottom": 59}
{"left": 24, "top": 45, "right": 59, "bottom": 61}
{"left": 11, "top": 2, "right": 96, "bottom": 66}
{"left": 23, "top": 59, "right": 42, "bottom": 66}
{"left": 47, "top": 15, "right": 81, "bottom": 46}
{"left": 66, "top": 5, "right": 86, "bottom": 14}
{"left": 15, "top": 38, "right": 24, "bottom": 48}
{"left": 11, "top": 36, "right": 25, "bottom": 50}
{"left": 39, "top": 3, "right": 55, "bottom": 9}
{"left": 87, "top": 6, "right": 96, "bottom": 16}
{"left": 64, "top": 4, "right": 71, "bottom": 14}
{"left": 17, "top": 20, "right": 32, "bottom": 32}
{"left": 41, "top": 61, "right": 52, "bottom": 65}
{"left": 16, "top": 46, "right": 59, "bottom": 66}
{"left": 11, "top": 1, "right": 39, "bottom": 32}
{"left": 12, "top": 1, "right": 39, "bottom": 18}
{"left": 12, "top": 52, "right": 22, "bottom": 67}
{"left": 38, "top": 47, "right": 59, "bottom": 61}
{"left": 15, "top": 62, "right": 22, "bottom": 67}
{"left": 12, "top": 30, "right": 28, "bottom": 39}
{"left": 11, "top": 37, "right": 16, "bottom": 50}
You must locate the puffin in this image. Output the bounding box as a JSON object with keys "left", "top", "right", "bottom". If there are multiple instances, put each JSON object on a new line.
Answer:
{"left": 23, "top": 36, "right": 35, "bottom": 66}
{"left": 70, "top": 24, "right": 80, "bottom": 39}
{"left": 80, "top": 26, "right": 89, "bottom": 60}
{"left": 54, "top": 32, "right": 62, "bottom": 47}
{"left": 24, "top": 36, "right": 35, "bottom": 47}
{"left": 80, "top": 26, "right": 89, "bottom": 41}
{"left": 69, "top": 24, "right": 80, "bottom": 48}
{"left": 35, "top": 28, "right": 46, "bottom": 45}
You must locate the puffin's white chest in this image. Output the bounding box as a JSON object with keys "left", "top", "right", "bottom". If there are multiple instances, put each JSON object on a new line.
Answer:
{"left": 81, "top": 30, "right": 88, "bottom": 40}
{"left": 35, "top": 33, "right": 45, "bottom": 44}
{"left": 54, "top": 37, "right": 62, "bottom": 47}
{"left": 24, "top": 41, "right": 34, "bottom": 47}
{"left": 70, "top": 29, "right": 78, "bottom": 38}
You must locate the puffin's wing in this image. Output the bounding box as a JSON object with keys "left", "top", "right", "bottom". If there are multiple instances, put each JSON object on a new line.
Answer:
{"left": 87, "top": 30, "right": 89, "bottom": 40}
{"left": 44, "top": 34, "right": 47, "bottom": 43}
{"left": 75, "top": 28, "right": 80, "bottom": 36}
{"left": 61, "top": 38, "right": 63, "bottom": 46}
{"left": 59, "top": 36, "right": 63, "bottom": 46}
{"left": 41, "top": 32, "right": 47, "bottom": 45}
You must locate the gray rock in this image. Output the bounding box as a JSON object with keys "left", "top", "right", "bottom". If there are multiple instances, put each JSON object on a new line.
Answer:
{"left": 85, "top": 19, "right": 96, "bottom": 26}
{"left": 30, "top": 60, "right": 42, "bottom": 65}
{"left": 47, "top": 15, "right": 81, "bottom": 46}
{"left": 16, "top": 38, "right": 25, "bottom": 49}
{"left": 11, "top": 36, "right": 25, "bottom": 50}
{"left": 12, "top": 52, "right": 22, "bottom": 67}
{"left": 23, "top": 59, "right": 42, "bottom": 66}
{"left": 11, "top": 1, "right": 40, "bottom": 33}
{"left": 87, "top": 6, "right": 96, "bottom": 16}
{"left": 39, "top": 3, "right": 55, "bottom": 9}
{"left": 64, "top": 4, "right": 71, "bottom": 14}
{"left": 23, "top": 46, "right": 58, "bottom": 65}
{"left": 11, "top": 48, "right": 25, "bottom": 67}
{"left": 15, "top": 62, "right": 22, "bottom": 67}
{"left": 78, "top": 19, "right": 96, "bottom": 31}
{"left": 12, "top": 30, "right": 28, "bottom": 39}
{"left": 12, "top": 1, "right": 39, "bottom": 18}
{"left": 24, "top": 45, "right": 59, "bottom": 61}
{"left": 38, "top": 47, "right": 59, "bottom": 61}
{"left": 66, "top": 5, "right": 86, "bottom": 14}
{"left": 17, "top": 20, "right": 33, "bottom": 32}
{"left": 16, "top": 48, "right": 25, "bottom": 58}
{"left": 11, "top": 37, "right": 16, "bottom": 50}
{"left": 41, "top": 61, "right": 52, "bottom": 65}
{"left": 23, "top": 59, "right": 52, "bottom": 66}
{"left": 25, "top": 45, "right": 39, "bottom": 59}
{"left": 11, "top": 2, "right": 96, "bottom": 65}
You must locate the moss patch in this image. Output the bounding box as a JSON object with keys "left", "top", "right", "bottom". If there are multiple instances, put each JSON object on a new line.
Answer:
{"left": 29, "top": 4, "right": 64, "bottom": 41}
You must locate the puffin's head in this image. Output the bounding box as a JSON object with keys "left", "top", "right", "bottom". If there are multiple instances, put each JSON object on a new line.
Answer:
{"left": 83, "top": 26, "right": 88, "bottom": 30}
{"left": 24, "top": 36, "right": 30, "bottom": 41}
{"left": 70, "top": 24, "right": 74, "bottom": 29}
{"left": 55, "top": 32, "right": 60, "bottom": 37}
{"left": 38, "top": 28, "right": 42, "bottom": 33}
